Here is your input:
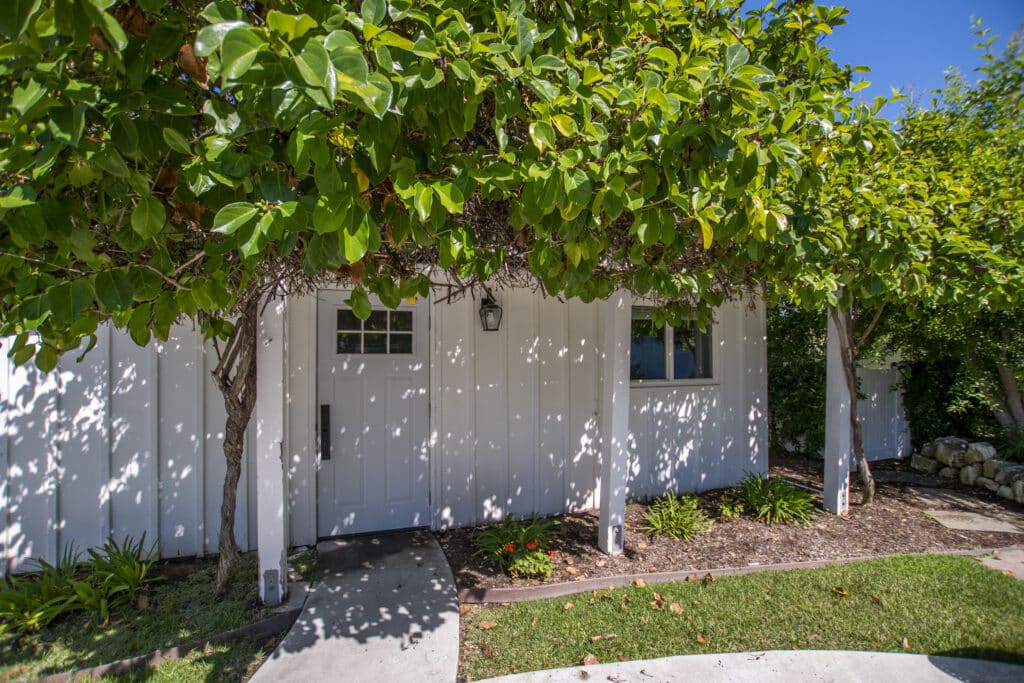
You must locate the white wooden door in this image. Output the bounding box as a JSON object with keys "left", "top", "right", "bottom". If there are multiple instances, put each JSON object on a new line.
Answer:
{"left": 316, "top": 291, "right": 430, "bottom": 536}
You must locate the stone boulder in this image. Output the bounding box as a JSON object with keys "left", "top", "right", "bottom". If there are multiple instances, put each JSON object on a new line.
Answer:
{"left": 983, "top": 459, "right": 1008, "bottom": 480}
{"left": 966, "top": 442, "right": 997, "bottom": 463}
{"left": 1014, "top": 480, "right": 1024, "bottom": 505}
{"left": 994, "top": 463, "right": 1024, "bottom": 485}
{"left": 998, "top": 485, "right": 1015, "bottom": 501}
{"left": 938, "top": 467, "right": 957, "bottom": 480}
{"left": 911, "top": 453, "right": 940, "bottom": 475}
{"left": 976, "top": 476, "right": 1000, "bottom": 492}
{"left": 934, "top": 437, "right": 970, "bottom": 467}
{"left": 960, "top": 464, "right": 979, "bottom": 486}
{"left": 921, "top": 441, "right": 938, "bottom": 459}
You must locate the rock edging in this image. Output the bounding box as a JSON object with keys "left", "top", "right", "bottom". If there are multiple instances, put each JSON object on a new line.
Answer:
{"left": 457, "top": 547, "right": 1004, "bottom": 604}
{"left": 911, "top": 437, "right": 1024, "bottom": 504}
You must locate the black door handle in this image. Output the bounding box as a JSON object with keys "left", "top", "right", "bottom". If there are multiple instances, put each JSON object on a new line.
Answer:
{"left": 320, "top": 404, "right": 331, "bottom": 461}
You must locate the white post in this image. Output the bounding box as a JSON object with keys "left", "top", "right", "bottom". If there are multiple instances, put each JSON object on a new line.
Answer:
{"left": 824, "top": 309, "right": 850, "bottom": 515}
{"left": 599, "top": 290, "right": 631, "bottom": 554}
{"left": 256, "top": 296, "right": 288, "bottom": 605}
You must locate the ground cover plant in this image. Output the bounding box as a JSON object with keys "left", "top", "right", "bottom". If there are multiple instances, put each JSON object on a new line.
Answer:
{"left": 461, "top": 554, "right": 1024, "bottom": 679}
{"left": 640, "top": 493, "right": 714, "bottom": 541}
{"left": 0, "top": 553, "right": 268, "bottom": 680}
{"left": 738, "top": 474, "right": 816, "bottom": 525}
{"left": 474, "top": 518, "right": 560, "bottom": 579}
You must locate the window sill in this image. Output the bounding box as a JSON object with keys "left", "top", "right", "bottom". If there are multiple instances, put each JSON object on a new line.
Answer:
{"left": 629, "top": 378, "right": 719, "bottom": 389}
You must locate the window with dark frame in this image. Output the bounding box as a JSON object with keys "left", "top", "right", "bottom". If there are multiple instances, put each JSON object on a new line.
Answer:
{"left": 336, "top": 308, "right": 413, "bottom": 354}
{"left": 630, "top": 307, "right": 712, "bottom": 382}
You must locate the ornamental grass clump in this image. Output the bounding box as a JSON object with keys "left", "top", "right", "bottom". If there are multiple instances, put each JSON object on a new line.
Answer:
{"left": 473, "top": 517, "right": 559, "bottom": 580}
{"left": 738, "top": 474, "right": 816, "bottom": 525}
{"left": 641, "top": 493, "right": 714, "bottom": 541}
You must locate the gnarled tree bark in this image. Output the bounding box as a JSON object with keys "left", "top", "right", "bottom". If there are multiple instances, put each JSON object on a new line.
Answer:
{"left": 210, "top": 292, "right": 260, "bottom": 596}
{"left": 829, "top": 304, "right": 876, "bottom": 505}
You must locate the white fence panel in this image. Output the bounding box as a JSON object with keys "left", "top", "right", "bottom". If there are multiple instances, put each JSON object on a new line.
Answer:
{"left": 1, "top": 325, "right": 258, "bottom": 575}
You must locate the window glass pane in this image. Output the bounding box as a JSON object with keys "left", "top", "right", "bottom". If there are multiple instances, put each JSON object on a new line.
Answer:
{"left": 366, "top": 310, "right": 388, "bottom": 331}
{"left": 630, "top": 308, "right": 666, "bottom": 380}
{"left": 673, "top": 322, "right": 713, "bottom": 379}
{"left": 337, "top": 332, "right": 361, "bottom": 354}
{"left": 389, "top": 333, "right": 413, "bottom": 354}
{"left": 390, "top": 310, "right": 413, "bottom": 332}
{"left": 337, "top": 309, "right": 361, "bottom": 331}
{"left": 364, "top": 332, "right": 388, "bottom": 354}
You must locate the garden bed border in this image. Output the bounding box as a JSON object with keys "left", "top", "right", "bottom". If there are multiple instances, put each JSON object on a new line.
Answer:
{"left": 19, "top": 607, "right": 302, "bottom": 683}
{"left": 457, "top": 547, "right": 1008, "bottom": 604}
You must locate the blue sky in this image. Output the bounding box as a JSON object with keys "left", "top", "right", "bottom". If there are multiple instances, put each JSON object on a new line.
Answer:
{"left": 824, "top": 0, "right": 1023, "bottom": 117}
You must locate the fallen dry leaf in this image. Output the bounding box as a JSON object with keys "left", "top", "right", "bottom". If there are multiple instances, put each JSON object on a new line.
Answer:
{"left": 634, "top": 578, "right": 647, "bottom": 588}
{"left": 590, "top": 635, "right": 603, "bottom": 643}
{"left": 589, "top": 598, "right": 596, "bottom": 605}
{"left": 579, "top": 670, "right": 590, "bottom": 680}
{"left": 669, "top": 602, "right": 684, "bottom": 614}
{"left": 686, "top": 573, "right": 699, "bottom": 582}
{"left": 693, "top": 599, "right": 702, "bottom": 605}
{"left": 582, "top": 653, "right": 599, "bottom": 665}
{"left": 620, "top": 603, "right": 629, "bottom": 612}
{"left": 566, "top": 557, "right": 575, "bottom": 565}
{"left": 638, "top": 542, "right": 648, "bottom": 550}
{"left": 482, "top": 643, "right": 495, "bottom": 659}
{"left": 648, "top": 566, "right": 658, "bottom": 573}
{"left": 832, "top": 585, "right": 848, "bottom": 597}
{"left": 459, "top": 604, "right": 473, "bottom": 615}
{"left": 563, "top": 602, "right": 574, "bottom": 611}
{"left": 702, "top": 573, "right": 716, "bottom": 584}
{"left": 595, "top": 560, "right": 606, "bottom": 568}
{"left": 1003, "top": 570, "right": 1014, "bottom": 577}
{"left": 478, "top": 621, "right": 497, "bottom": 630}
{"left": 565, "top": 566, "right": 580, "bottom": 575}
{"left": 697, "top": 635, "right": 708, "bottom": 644}
{"left": 903, "top": 637, "right": 910, "bottom": 651}
{"left": 869, "top": 595, "right": 883, "bottom": 606}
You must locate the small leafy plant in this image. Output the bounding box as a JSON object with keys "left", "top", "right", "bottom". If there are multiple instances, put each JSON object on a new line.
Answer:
{"left": 473, "top": 517, "right": 559, "bottom": 579}
{"left": 738, "top": 474, "right": 816, "bottom": 525}
{"left": 641, "top": 493, "right": 714, "bottom": 540}
{"left": 717, "top": 494, "right": 744, "bottom": 521}
{"left": 87, "top": 534, "right": 159, "bottom": 606}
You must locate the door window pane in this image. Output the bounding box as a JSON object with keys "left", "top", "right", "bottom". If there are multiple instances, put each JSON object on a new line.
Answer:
{"left": 390, "top": 333, "right": 413, "bottom": 354}
{"left": 366, "top": 310, "right": 389, "bottom": 331}
{"left": 364, "top": 333, "right": 388, "bottom": 354}
{"left": 337, "top": 332, "right": 361, "bottom": 354}
{"left": 337, "top": 309, "right": 361, "bottom": 331}
{"left": 390, "top": 310, "right": 413, "bottom": 332}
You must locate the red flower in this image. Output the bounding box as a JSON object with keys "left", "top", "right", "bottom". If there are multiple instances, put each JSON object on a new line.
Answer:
{"left": 526, "top": 538, "right": 539, "bottom": 550}
{"left": 549, "top": 550, "right": 556, "bottom": 560}
{"left": 503, "top": 542, "right": 515, "bottom": 553}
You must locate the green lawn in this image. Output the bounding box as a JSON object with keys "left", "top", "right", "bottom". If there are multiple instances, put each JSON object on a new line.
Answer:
{"left": 0, "top": 554, "right": 271, "bottom": 681}
{"left": 462, "top": 555, "right": 1024, "bottom": 680}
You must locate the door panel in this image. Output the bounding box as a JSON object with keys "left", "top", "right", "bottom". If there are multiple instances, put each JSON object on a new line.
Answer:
{"left": 316, "top": 291, "right": 429, "bottom": 536}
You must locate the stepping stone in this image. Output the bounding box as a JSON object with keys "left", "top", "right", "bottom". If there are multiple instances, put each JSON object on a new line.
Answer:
{"left": 923, "top": 509, "right": 1024, "bottom": 534}
{"left": 981, "top": 546, "right": 1024, "bottom": 580}
{"left": 908, "top": 487, "right": 989, "bottom": 511}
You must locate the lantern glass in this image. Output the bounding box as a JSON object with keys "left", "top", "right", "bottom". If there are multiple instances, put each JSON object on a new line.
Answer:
{"left": 479, "top": 298, "right": 502, "bottom": 331}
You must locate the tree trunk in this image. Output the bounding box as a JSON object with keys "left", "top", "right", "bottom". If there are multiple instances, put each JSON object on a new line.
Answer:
{"left": 996, "top": 363, "right": 1024, "bottom": 430}
{"left": 830, "top": 306, "right": 875, "bottom": 504}
{"left": 211, "top": 294, "right": 260, "bottom": 596}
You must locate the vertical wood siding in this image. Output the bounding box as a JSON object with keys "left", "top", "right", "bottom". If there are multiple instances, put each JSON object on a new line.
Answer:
{"left": 1, "top": 324, "right": 257, "bottom": 575}
{"left": 857, "top": 367, "right": 911, "bottom": 461}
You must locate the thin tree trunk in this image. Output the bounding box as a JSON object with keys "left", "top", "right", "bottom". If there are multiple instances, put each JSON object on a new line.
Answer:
{"left": 212, "top": 294, "right": 260, "bottom": 596}
{"left": 830, "top": 306, "right": 875, "bottom": 504}
{"left": 996, "top": 363, "right": 1024, "bottom": 430}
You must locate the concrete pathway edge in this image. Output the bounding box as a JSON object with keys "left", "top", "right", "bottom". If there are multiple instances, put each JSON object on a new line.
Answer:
{"left": 474, "top": 650, "right": 1024, "bottom": 683}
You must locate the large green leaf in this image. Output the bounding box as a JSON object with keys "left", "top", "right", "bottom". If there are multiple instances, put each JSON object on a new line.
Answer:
{"left": 529, "top": 121, "right": 555, "bottom": 153}
{"left": 94, "top": 270, "right": 135, "bottom": 312}
{"left": 346, "top": 286, "right": 373, "bottom": 320}
{"left": 131, "top": 195, "right": 166, "bottom": 238}
{"left": 213, "top": 202, "right": 259, "bottom": 234}
{"left": 220, "top": 27, "right": 265, "bottom": 80}
{"left": 0, "top": 0, "right": 40, "bottom": 40}
{"left": 195, "top": 21, "right": 248, "bottom": 56}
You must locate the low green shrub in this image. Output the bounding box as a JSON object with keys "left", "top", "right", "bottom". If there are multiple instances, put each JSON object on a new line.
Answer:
{"left": 0, "top": 535, "right": 158, "bottom": 634}
{"left": 717, "top": 495, "right": 744, "bottom": 521}
{"left": 473, "top": 517, "right": 559, "bottom": 579}
{"left": 641, "top": 493, "right": 713, "bottom": 541}
{"left": 997, "top": 428, "right": 1024, "bottom": 463}
{"left": 87, "top": 534, "right": 159, "bottom": 606}
{"left": 738, "top": 474, "right": 816, "bottom": 525}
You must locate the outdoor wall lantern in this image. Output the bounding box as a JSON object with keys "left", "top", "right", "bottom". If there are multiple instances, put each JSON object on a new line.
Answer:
{"left": 479, "top": 297, "right": 503, "bottom": 331}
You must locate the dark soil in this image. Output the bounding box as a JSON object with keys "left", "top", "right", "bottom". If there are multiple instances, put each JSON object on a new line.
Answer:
{"left": 437, "top": 457, "right": 1024, "bottom": 592}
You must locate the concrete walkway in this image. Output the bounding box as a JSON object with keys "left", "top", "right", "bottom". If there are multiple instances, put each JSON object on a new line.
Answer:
{"left": 476, "top": 650, "right": 1024, "bottom": 682}
{"left": 250, "top": 531, "right": 459, "bottom": 683}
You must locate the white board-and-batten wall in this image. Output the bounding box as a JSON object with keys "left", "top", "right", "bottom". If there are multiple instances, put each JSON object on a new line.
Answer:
{"left": 2, "top": 289, "right": 769, "bottom": 574}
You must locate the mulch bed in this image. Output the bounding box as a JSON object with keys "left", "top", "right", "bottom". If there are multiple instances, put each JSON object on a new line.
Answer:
{"left": 437, "top": 457, "right": 1024, "bottom": 593}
